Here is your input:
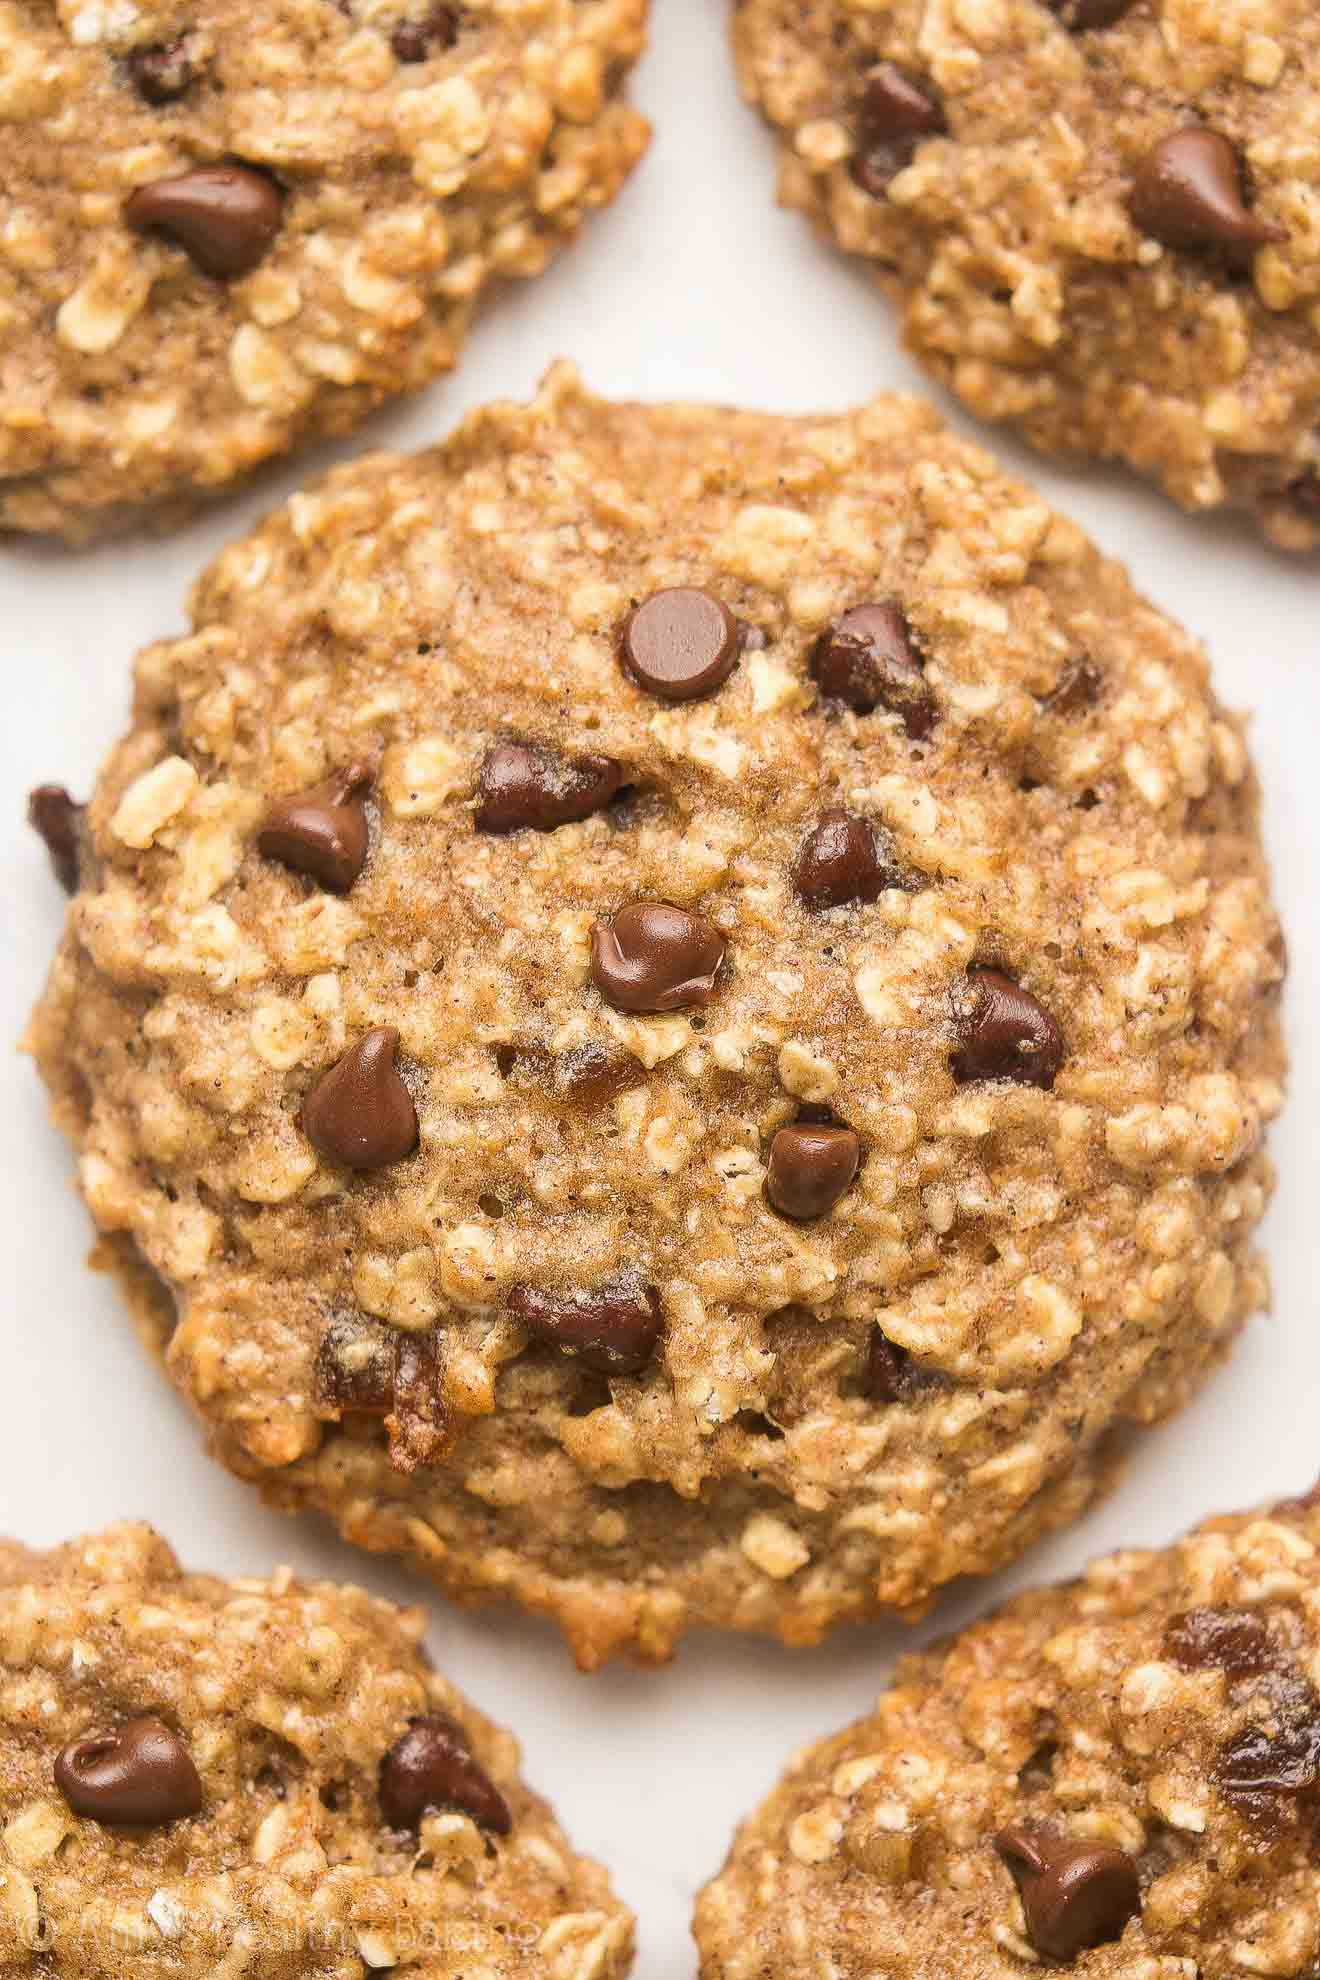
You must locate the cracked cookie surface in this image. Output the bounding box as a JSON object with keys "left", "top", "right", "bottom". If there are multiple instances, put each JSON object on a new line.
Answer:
{"left": 733, "top": 0, "right": 1320, "bottom": 547}
{"left": 0, "top": 1521, "right": 633, "bottom": 1978}
{"left": 695, "top": 1492, "right": 1320, "bottom": 1980}
{"left": 28, "top": 365, "right": 1285, "bottom": 1666}
{"left": 0, "top": 0, "right": 647, "bottom": 540}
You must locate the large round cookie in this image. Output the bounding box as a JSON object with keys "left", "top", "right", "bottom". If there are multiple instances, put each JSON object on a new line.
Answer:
{"left": 28, "top": 365, "right": 1284, "bottom": 1666}
{"left": 695, "top": 1490, "right": 1320, "bottom": 1979}
{"left": 733, "top": 0, "right": 1320, "bottom": 549}
{"left": 0, "top": 1521, "right": 633, "bottom": 1978}
{"left": 0, "top": 0, "right": 647, "bottom": 541}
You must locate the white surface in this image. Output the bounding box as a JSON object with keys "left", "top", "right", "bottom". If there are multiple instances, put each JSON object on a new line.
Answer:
{"left": 1, "top": 5, "right": 1316, "bottom": 1972}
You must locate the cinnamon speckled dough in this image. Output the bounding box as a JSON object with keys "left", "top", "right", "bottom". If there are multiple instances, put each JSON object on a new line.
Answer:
{"left": 0, "top": 0, "right": 647, "bottom": 541}
{"left": 695, "top": 1493, "right": 1320, "bottom": 1980}
{"left": 733, "top": 0, "right": 1320, "bottom": 548}
{"left": 28, "top": 366, "right": 1285, "bottom": 1668}
{"left": 0, "top": 1522, "right": 633, "bottom": 1979}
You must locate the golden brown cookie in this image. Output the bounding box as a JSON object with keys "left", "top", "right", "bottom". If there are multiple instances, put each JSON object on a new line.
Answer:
{"left": 0, "top": 1522, "right": 633, "bottom": 1977}
{"left": 27, "top": 366, "right": 1285, "bottom": 1666}
{"left": 732, "top": 0, "right": 1320, "bottom": 547}
{"left": 0, "top": 0, "right": 648, "bottom": 540}
{"left": 695, "top": 1490, "right": 1320, "bottom": 1979}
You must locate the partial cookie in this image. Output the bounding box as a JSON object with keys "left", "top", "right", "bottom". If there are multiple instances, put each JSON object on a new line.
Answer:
{"left": 733, "top": 0, "right": 1320, "bottom": 548}
{"left": 695, "top": 1490, "right": 1320, "bottom": 1978}
{"left": 28, "top": 365, "right": 1285, "bottom": 1667}
{"left": 0, "top": 0, "right": 647, "bottom": 541}
{"left": 0, "top": 1522, "right": 633, "bottom": 1978}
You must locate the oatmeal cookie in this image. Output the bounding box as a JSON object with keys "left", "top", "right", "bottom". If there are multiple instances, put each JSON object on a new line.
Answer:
{"left": 732, "top": 0, "right": 1320, "bottom": 548}
{"left": 0, "top": 0, "right": 647, "bottom": 541}
{"left": 695, "top": 1491, "right": 1320, "bottom": 1979}
{"left": 27, "top": 365, "right": 1284, "bottom": 1666}
{"left": 0, "top": 1521, "right": 633, "bottom": 1979}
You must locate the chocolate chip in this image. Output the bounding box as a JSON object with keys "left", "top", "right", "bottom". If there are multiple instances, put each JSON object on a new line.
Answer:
{"left": 1217, "top": 1700, "right": 1320, "bottom": 1821}
{"left": 864, "top": 1328, "right": 928, "bottom": 1402}
{"left": 1287, "top": 474, "right": 1320, "bottom": 520}
{"left": 55, "top": 1717, "right": 202, "bottom": 1827}
{"left": 303, "top": 1028, "right": 418, "bottom": 1170}
{"left": 552, "top": 1043, "right": 643, "bottom": 1107}
{"left": 1048, "top": 0, "right": 1136, "bottom": 27}
{"left": 951, "top": 968, "right": 1064, "bottom": 1090}
{"left": 620, "top": 588, "right": 741, "bottom": 703}
{"left": 1165, "top": 1607, "right": 1274, "bottom": 1677}
{"left": 315, "top": 1318, "right": 448, "bottom": 1470}
{"left": 996, "top": 1829, "right": 1140, "bottom": 1961}
{"left": 27, "top": 785, "right": 83, "bottom": 893}
{"left": 794, "top": 810, "right": 897, "bottom": 909}
{"left": 476, "top": 742, "right": 625, "bottom": 834}
{"left": 508, "top": 1272, "right": 661, "bottom": 1377}
{"left": 766, "top": 1124, "right": 860, "bottom": 1220}
{"left": 1042, "top": 661, "right": 1101, "bottom": 717}
{"left": 380, "top": 1714, "right": 511, "bottom": 1834}
{"left": 389, "top": 3, "right": 459, "bottom": 59}
{"left": 1129, "top": 127, "right": 1282, "bottom": 270}
{"left": 851, "top": 63, "right": 946, "bottom": 197}
{"left": 809, "top": 602, "right": 934, "bottom": 738}
{"left": 125, "top": 36, "right": 201, "bottom": 102}
{"left": 125, "top": 164, "right": 284, "bottom": 279}
{"left": 258, "top": 762, "right": 373, "bottom": 892}
{"left": 591, "top": 902, "right": 725, "bottom": 1013}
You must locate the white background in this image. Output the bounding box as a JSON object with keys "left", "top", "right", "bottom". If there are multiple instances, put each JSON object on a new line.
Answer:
{"left": 2, "top": 5, "right": 1317, "bottom": 1971}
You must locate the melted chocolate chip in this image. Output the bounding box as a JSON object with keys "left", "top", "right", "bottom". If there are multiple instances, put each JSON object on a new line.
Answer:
{"left": 766, "top": 1124, "right": 860, "bottom": 1220}
{"left": 1165, "top": 1607, "right": 1274, "bottom": 1677}
{"left": 864, "top": 1328, "right": 929, "bottom": 1402}
{"left": 125, "top": 35, "right": 202, "bottom": 102}
{"left": 1217, "top": 1698, "right": 1320, "bottom": 1823}
{"left": 475, "top": 742, "right": 625, "bottom": 834}
{"left": 315, "top": 1318, "right": 447, "bottom": 1470}
{"left": 55, "top": 1718, "right": 202, "bottom": 1827}
{"left": 851, "top": 63, "right": 946, "bottom": 197}
{"left": 125, "top": 164, "right": 284, "bottom": 279}
{"left": 508, "top": 1273, "right": 661, "bottom": 1376}
{"left": 996, "top": 1828, "right": 1140, "bottom": 1961}
{"left": 591, "top": 902, "right": 725, "bottom": 1013}
{"left": 258, "top": 763, "right": 373, "bottom": 892}
{"left": 1129, "top": 127, "right": 1282, "bottom": 270}
{"left": 1042, "top": 661, "right": 1101, "bottom": 717}
{"left": 620, "top": 588, "right": 742, "bottom": 703}
{"left": 551, "top": 1043, "right": 644, "bottom": 1107}
{"left": 1287, "top": 474, "right": 1320, "bottom": 521}
{"left": 27, "top": 785, "right": 83, "bottom": 893}
{"left": 794, "top": 810, "right": 898, "bottom": 909}
{"left": 303, "top": 1029, "right": 418, "bottom": 1170}
{"left": 1048, "top": 0, "right": 1136, "bottom": 27}
{"left": 951, "top": 968, "right": 1064, "bottom": 1090}
{"left": 810, "top": 602, "right": 934, "bottom": 737}
{"left": 389, "top": 3, "right": 459, "bottom": 60}
{"left": 380, "top": 1714, "right": 511, "bottom": 1834}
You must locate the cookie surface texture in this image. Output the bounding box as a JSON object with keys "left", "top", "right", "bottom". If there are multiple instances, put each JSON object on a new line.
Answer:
{"left": 695, "top": 1493, "right": 1320, "bottom": 1978}
{"left": 0, "top": 1521, "right": 633, "bottom": 1977}
{"left": 0, "top": 0, "right": 648, "bottom": 540}
{"left": 28, "top": 365, "right": 1285, "bottom": 1665}
{"left": 732, "top": 0, "right": 1320, "bottom": 547}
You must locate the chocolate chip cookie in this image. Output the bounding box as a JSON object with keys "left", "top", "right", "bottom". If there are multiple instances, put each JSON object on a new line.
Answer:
{"left": 27, "top": 365, "right": 1285, "bottom": 1666}
{"left": 0, "top": 0, "right": 647, "bottom": 540}
{"left": 695, "top": 1491, "right": 1320, "bottom": 1979}
{"left": 0, "top": 1521, "right": 633, "bottom": 1977}
{"left": 733, "top": 0, "right": 1320, "bottom": 547}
